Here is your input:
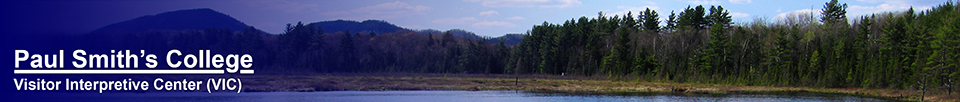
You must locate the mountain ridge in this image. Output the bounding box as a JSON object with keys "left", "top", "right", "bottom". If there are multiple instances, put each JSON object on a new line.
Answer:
{"left": 90, "top": 8, "right": 262, "bottom": 34}
{"left": 89, "top": 8, "right": 522, "bottom": 45}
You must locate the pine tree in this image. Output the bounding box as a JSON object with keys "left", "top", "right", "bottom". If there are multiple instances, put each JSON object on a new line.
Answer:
{"left": 678, "top": 5, "right": 706, "bottom": 29}
{"left": 624, "top": 11, "right": 639, "bottom": 29}
{"left": 821, "top": 0, "right": 848, "bottom": 25}
{"left": 602, "top": 45, "right": 623, "bottom": 78}
{"left": 707, "top": 5, "right": 732, "bottom": 26}
{"left": 701, "top": 22, "right": 731, "bottom": 77}
{"left": 773, "top": 29, "right": 796, "bottom": 85}
{"left": 641, "top": 8, "right": 660, "bottom": 32}
{"left": 666, "top": 11, "right": 678, "bottom": 31}
{"left": 340, "top": 30, "right": 356, "bottom": 72}
{"left": 635, "top": 48, "right": 660, "bottom": 75}
{"left": 851, "top": 15, "right": 872, "bottom": 86}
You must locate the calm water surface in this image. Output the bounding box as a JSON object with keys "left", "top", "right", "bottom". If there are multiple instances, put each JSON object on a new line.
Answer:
{"left": 28, "top": 91, "right": 893, "bottom": 102}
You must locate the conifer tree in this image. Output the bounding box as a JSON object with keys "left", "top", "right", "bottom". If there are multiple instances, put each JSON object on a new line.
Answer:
{"left": 641, "top": 8, "right": 660, "bottom": 32}
{"left": 821, "top": 0, "right": 848, "bottom": 25}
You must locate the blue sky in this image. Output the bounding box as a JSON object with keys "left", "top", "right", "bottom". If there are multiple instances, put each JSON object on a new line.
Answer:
{"left": 1, "top": 0, "right": 946, "bottom": 37}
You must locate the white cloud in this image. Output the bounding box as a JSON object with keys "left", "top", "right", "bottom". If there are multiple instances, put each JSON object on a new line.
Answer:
{"left": 855, "top": 0, "right": 905, "bottom": 3}
{"left": 246, "top": 0, "right": 318, "bottom": 13}
{"left": 479, "top": 11, "right": 499, "bottom": 16}
{"left": 848, "top": 0, "right": 933, "bottom": 18}
{"left": 322, "top": 1, "right": 430, "bottom": 19}
{"left": 854, "top": 0, "right": 941, "bottom": 6}
{"left": 730, "top": 12, "right": 750, "bottom": 18}
{"left": 353, "top": 1, "right": 430, "bottom": 12}
{"left": 728, "top": 0, "right": 751, "bottom": 4}
{"left": 472, "top": 21, "right": 517, "bottom": 28}
{"left": 687, "top": 0, "right": 721, "bottom": 5}
{"left": 599, "top": 2, "right": 659, "bottom": 19}
{"left": 505, "top": 16, "right": 525, "bottom": 20}
{"left": 774, "top": 9, "right": 819, "bottom": 21}
{"left": 433, "top": 17, "right": 479, "bottom": 25}
{"left": 463, "top": 0, "right": 582, "bottom": 8}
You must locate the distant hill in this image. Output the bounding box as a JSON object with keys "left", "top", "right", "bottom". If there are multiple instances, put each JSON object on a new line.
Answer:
{"left": 309, "top": 20, "right": 523, "bottom": 45}
{"left": 307, "top": 20, "right": 407, "bottom": 34}
{"left": 88, "top": 8, "right": 522, "bottom": 45}
{"left": 417, "top": 29, "right": 524, "bottom": 45}
{"left": 90, "top": 8, "right": 260, "bottom": 34}
{"left": 416, "top": 29, "right": 483, "bottom": 40}
{"left": 490, "top": 34, "right": 525, "bottom": 45}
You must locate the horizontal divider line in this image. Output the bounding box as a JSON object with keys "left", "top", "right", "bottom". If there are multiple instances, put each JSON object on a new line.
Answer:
{"left": 13, "top": 69, "right": 255, "bottom": 74}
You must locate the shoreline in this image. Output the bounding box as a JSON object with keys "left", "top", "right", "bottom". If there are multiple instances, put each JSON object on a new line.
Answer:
{"left": 242, "top": 73, "right": 956, "bottom": 102}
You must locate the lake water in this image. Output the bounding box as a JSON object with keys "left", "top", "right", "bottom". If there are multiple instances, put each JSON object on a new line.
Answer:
{"left": 23, "top": 91, "right": 893, "bottom": 102}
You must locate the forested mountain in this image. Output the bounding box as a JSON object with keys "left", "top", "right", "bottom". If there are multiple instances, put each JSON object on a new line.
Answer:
{"left": 307, "top": 20, "right": 406, "bottom": 34}
{"left": 87, "top": 8, "right": 517, "bottom": 42}
{"left": 299, "top": 19, "right": 522, "bottom": 45}
{"left": 416, "top": 29, "right": 483, "bottom": 40}
{"left": 90, "top": 8, "right": 261, "bottom": 34}
{"left": 80, "top": 8, "right": 518, "bottom": 75}
{"left": 490, "top": 34, "right": 525, "bottom": 45}
{"left": 415, "top": 29, "right": 525, "bottom": 45}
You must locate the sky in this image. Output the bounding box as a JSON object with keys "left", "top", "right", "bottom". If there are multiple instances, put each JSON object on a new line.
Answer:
{"left": 0, "top": 0, "right": 947, "bottom": 37}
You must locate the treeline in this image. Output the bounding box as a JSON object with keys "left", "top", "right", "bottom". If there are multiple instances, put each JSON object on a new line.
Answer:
{"left": 508, "top": 0, "right": 959, "bottom": 92}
